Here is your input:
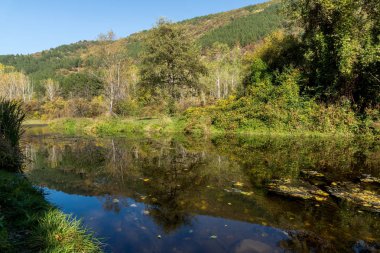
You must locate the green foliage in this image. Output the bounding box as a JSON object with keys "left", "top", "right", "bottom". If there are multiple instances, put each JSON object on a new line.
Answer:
{"left": 199, "top": 3, "right": 283, "bottom": 48}
{"left": 114, "top": 99, "right": 141, "bottom": 117}
{"left": 140, "top": 19, "right": 206, "bottom": 113}
{"left": 186, "top": 67, "right": 366, "bottom": 135}
{"left": 284, "top": 0, "right": 380, "bottom": 107}
{"left": 0, "top": 99, "right": 25, "bottom": 172}
{"left": 59, "top": 72, "right": 103, "bottom": 99}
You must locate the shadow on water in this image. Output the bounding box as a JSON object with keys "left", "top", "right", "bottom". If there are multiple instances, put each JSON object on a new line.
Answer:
{"left": 22, "top": 130, "right": 380, "bottom": 252}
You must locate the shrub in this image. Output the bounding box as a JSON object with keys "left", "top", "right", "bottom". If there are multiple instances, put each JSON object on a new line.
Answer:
{"left": 185, "top": 68, "right": 365, "bottom": 135}
{"left": 0, "top": 99, "right": 25, "bottom": 172}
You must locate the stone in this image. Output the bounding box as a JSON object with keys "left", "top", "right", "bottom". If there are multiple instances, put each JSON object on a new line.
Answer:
{"left": 327, "top": 182, "right": 380, "bottom": 213}
{"left": 234, "top": 239, "right": 273, "bottom": 253}
{"left": 266, "top": 179, "right": 329, "bottom": 201}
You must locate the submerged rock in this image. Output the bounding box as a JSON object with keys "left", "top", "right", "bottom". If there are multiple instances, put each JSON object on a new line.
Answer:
{"left": 281, "top": 230, "right": 332, "bottom": 252}
{"left": 360, "top": 174, "right": 380, "bottom": 185}
{"left": 234, "top": 239, "right": 273, "bottom": 253}
{"left": 266, "top": 179, "right": 329, "bottom": 201}
{"left": 327, "top": 182, "right": 380, "bottom": 213}
{"left": 301, "top": 170, "right": 325, "bottom": 179}
{"left": 300, "top": 170, "right": 329, "bottom": 187}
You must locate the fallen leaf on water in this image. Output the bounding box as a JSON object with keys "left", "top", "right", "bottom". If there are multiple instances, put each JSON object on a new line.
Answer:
{"left": 130, "top": 204, "right": 137, "bottom": 207}
{"left": 157, "top": 235, "right": 162, "bottom": 239}
{"left": 234, "top": 182, "right": 244, "bottom": 187}
{"left": 210, "top": 235, "right": 218, "bottom": 239}
{"left": 143, "top": 178, "right": 150, "bottom": 182}
{"left": 315, "top": 196, "right": 326, "bottom": 202}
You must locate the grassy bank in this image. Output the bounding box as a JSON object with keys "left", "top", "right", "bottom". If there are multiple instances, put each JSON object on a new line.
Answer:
{"left": 0, "top": 170, "right": 102, "bottom": 252}
{"left": 31, "top": 114, "right": 379, "bottom": 139}
{"left": 1, "top": 99, "right": 102, "bottom": 252}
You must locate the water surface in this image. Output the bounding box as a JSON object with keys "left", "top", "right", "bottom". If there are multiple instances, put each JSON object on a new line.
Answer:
{"left": 23, "top": 130, "right": 380, "bottom": 252}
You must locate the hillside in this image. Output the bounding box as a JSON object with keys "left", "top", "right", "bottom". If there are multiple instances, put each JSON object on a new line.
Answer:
{"left": 0, "top": 0, "right": 283, "bottom": 93}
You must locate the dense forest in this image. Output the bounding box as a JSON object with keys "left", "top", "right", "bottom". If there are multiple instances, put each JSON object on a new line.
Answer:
{"left": 0, "top": 0, "right": 379, "bottom": 135}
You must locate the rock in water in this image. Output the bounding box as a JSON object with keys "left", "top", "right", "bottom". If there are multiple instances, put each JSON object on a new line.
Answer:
{"left": 234, "top": 239, "right": 273, "bottom": 253}
{"left": 360, "top": 174, "right": 380, "bottom": 185}
{"left": 266, "top": 179, "right": 329, "bottom": 201}
{"left": 327, "top": 182, "right": 380, "bottom": 213}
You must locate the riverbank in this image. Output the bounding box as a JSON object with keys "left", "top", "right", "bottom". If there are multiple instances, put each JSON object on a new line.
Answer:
{"left": 0, "top": 170, "right": 102, "bottom": 252}
{"left": 25, "top": 117, "right": 379, "bottom": 139}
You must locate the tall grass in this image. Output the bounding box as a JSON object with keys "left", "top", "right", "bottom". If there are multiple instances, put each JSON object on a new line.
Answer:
{"left": 0, "top": 170, "right": 103, "bottom": 252}
{"left": 31, "top": 209, "right": 103, "bottom": 253}
{"left": 0, "top": 99, "right": 25, "bottom": 172}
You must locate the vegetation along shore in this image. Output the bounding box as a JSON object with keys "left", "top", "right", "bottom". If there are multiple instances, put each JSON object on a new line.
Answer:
{"left": 0, "top": 100, "right": 102, "bottom": 252}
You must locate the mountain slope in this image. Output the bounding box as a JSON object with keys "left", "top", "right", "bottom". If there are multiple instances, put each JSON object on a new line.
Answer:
{"left": 0, "top": 0, "right": 283, "bottom": 91}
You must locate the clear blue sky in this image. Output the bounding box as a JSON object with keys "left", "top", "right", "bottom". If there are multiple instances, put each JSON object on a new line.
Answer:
{"left": 0, "top": 0, "right": 266, "bottom": 55}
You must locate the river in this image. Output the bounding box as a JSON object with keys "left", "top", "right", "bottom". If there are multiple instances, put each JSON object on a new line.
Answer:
{"left": 22, "top": 128, "right": 380, "bottom": 252}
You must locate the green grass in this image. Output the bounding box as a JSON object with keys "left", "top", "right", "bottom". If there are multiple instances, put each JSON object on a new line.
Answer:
{"left": 43, "top": 115, "right": 378, "bottom": 139}
{"left": 48, "top": 117, "right": 188, "bottom": 137}
{"left": 0, "top": 171, "right": 102, "bottom": 252}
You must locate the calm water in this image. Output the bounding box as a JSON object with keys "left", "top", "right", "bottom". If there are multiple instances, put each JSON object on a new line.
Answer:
{"left": 23, "top": 129, "right": 380, "bottom": 253}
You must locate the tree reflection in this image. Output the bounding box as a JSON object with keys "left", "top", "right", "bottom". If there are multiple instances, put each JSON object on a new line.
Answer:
{"left": 139, "top": 142, "right": 210, "bottom": 232}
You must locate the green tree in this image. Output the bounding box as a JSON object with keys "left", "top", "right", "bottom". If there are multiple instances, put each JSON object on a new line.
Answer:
{"left": 284, "top": 0, "right": 380, "bottom": 107}
{"left": 140, "top": 19, "right": 206, "bottom": 113}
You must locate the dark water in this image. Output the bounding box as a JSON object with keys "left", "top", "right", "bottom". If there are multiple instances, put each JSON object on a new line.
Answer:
{"left": 23, "top": 129, "right": 380, "bottom": 253}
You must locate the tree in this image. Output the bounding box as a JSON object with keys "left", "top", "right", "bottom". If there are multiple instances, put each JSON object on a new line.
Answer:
{"left": 140, "top": 19, "right": 206, "bottom": 113}
{"left": 201, "top": 43, "right": 243, "bottom": 101}
{"left": 0, "top": 65, "right": 33, "bottom": 102}
{"left": 97, "top": 31, "right": 131, "bottom": 115}
{"left": 284, "top": 0, "right": 380, "bottom": 107}
{"left": 44, "top": 79, "right": 60, "bottom": 101}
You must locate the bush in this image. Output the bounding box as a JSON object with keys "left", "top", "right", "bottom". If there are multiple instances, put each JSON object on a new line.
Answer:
{"left": 0, "top": 99, "right": 25, "bottom": 172}
{"left": 66, "top": 97, "right": 105, "bottom": 118}
{"left": 41, "top": 97, "right": 106, "bottom": 119}
{"left": 185, "top": 68, "right": 366, "bottom": 135}
{"left": 114, "top": 99, "right": 140, "bottom": 117}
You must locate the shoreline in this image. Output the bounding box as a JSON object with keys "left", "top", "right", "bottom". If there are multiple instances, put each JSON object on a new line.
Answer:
{"left": 24, "top": 117, "right": 378, "bottom": 140}
{"left": 0, "top": 170, "right": 102, "bottom": 252}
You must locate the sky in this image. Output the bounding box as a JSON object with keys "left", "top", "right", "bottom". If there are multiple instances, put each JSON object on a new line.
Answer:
{"left": 0, "top": 0, "right": 266, "bottom": 55}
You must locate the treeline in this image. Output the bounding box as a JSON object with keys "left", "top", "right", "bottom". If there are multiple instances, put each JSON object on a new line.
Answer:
{"left": 0, "top": 0, "right": 378, "bottom": 135}
{"left": 0, "top": 1, "right": 282, "bottom": 100}
{"left": 0, "top": 41, "right": 94, "bottom": 95}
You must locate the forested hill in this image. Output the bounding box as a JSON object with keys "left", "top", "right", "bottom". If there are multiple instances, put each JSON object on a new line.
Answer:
{"left": 0, "top": 0, "right": 282, "bottom": 90}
